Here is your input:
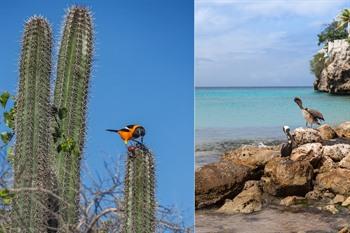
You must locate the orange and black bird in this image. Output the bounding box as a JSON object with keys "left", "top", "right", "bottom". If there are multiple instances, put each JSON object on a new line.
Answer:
{"left": 106, "top": 124, "right": 146, "bottom": 144}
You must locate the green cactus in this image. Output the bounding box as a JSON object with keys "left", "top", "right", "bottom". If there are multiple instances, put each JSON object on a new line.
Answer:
{"left": 124, "top": 146, "right": 156, "bottom": 233}
{"left": 52, "top": 6, "right": 93, "bottom": 230}
{"left": 12, "top": 16, "right": 52, "bottom": 232}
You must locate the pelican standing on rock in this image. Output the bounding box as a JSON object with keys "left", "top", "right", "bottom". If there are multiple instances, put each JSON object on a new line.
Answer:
{"left": 294, "top": 97, "right": 325, "bottom": 128}
{"left": 281, "top": 126, "right": 294, "bottom": 157}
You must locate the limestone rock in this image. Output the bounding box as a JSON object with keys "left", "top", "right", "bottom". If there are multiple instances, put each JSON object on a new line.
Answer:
{"left": 342, "top": 197, "right": 350, "bottom": 207}
{"left": 332, "top": 194, "right": 346, "bottom": 204}
{"left": 195, "top": 161, "right": 256, "bottom": 209}
{"left": 280, "top": 196, "right": 306, "bottom": 207}
{"left": 324, "top": 204, "right": 339, "bottom": 214}
{"left": 292, "top": 128, "right": 322, "bottom": 146}
{"left": 305, "top": 189, "right": 323, "bottom": 200}
{"left": 316, "top": 168, "right": 350, "bottom": 195}
{"left": 322, "top": 144, "right": 350, "bottom": 162}
{"left": 318, "top": 124, "right": 337, "bottom": 140}
{"left": 335, "top": 122, "right": 350, "bottom": 138}
{"left": 319, "top": 155, "right": 336, "bottom": 173}
{"left": 217, "top": 180, "right": 262, "bottom": 214}
{"left": 262, "top": 157, "right": 313, "bottom": 197}
{"left": 339, "top": 154, "right": 350, "bottom": 169}
{"left": 290, "top": 143, "right": 323, "bottom": 168}
{"left": 314, "top": 39, "right": 350, "bottom": 94}
{"left": 222, "top": 145, "right": 279, "bottom": 169}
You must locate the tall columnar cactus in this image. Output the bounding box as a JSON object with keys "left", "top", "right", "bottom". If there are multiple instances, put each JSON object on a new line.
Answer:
{"left": 12, "top": 17, "right": 52, "bottom": 232}
{"left": 124, "top": 146, "right": 156, "bottom": 233}
{"left": 52, "top": 6, "right": 93, "bottom": 230}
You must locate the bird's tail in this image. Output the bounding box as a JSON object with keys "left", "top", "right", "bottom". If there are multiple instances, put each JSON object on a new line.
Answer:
{"left": 106, "top": 129, "right": 119, "bottom": 133}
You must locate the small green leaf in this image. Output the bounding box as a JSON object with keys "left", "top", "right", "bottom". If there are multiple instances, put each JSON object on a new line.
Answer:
{"left": 0, "top": 132, "right": 13, "bottom": 144}
{"left": 3, "top": 108, "right": 15, "bottom": 129}
{"left": 0, "top": 189, "right": 13, "bottom": 205}
{"left": 6, "top": 146, "right": 14, "bottom": 165}
{"left": 58, "top": 107, "right": 67, "bottom": 120}
{"left": 0, "top": 92, "right": 10, "bottom": 108}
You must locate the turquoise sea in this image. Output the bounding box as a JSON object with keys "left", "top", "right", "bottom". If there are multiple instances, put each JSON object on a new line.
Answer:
{"left": 195, "top": 87, "right": 350, "bottom": 167}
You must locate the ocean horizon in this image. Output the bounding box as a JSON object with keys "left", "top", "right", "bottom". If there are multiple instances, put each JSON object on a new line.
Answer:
{"left": 195, "top": 86, "right": 350, "bottom": 167}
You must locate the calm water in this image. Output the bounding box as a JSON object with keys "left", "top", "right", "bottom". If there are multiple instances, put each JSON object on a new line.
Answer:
{"left": 196, "top": 87, "right": 350, "bottom": 167}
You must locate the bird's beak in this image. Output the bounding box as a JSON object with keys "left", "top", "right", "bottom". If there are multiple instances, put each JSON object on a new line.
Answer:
{"left": 106, "top": 129, "right": 118, "bottom": 133}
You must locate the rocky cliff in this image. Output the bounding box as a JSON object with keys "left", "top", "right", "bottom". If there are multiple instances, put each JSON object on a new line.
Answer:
{"left": 314, "top": 39, "right": 350, "bottom": 94}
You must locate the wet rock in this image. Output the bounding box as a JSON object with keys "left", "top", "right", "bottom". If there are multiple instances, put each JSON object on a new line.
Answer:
{"left": 335, "top": 122, "right": 350, "bottom": 138}
{"left": 340, "top": 154, "right": 350, "bottom": 169}
{"left": 316, "top": 168, "right": 350, "bottom": 195}
{"left": 290, "top": 143, "right": 323, "bottom": 168}
{"left": 324, "top": 204, "right": 339, "bottom": 214}
{"left": 292, "top": 128, "right": 322, "bottom": 146}
{"left": 262, "top": 157, "right": 313, "bottom": 197}
{"left": 222, "top": 145, "right": 279, "bottom": 169}
{"left": 217, "top": 180, "right": 262, "bottom": 214}
{"left": 195, "top": 161, "right": 257, "bottom": 209}
{"left": 318, "top": 124, "right": 337, "bottom": 140}
{"left": 322, "top": 144, "right": 350, "bottom": 162}
{"left": 280, "top": 196, "right": 306, "bottom": 207}
{"left": 342, "top": 197, "right": 350, "bottom": 207}
{"left": 332, "top": 194, "right": 346, "bottom": 204}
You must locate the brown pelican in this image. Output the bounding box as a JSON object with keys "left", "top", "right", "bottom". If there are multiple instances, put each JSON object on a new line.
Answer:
{"left": 294, "top": 97, "right": 324, "bottom": 128}
{"left": 281, "top": 126, "right": 293, "bottom": 157}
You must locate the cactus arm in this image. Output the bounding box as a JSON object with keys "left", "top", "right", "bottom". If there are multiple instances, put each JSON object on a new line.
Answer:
{"left": 13, "top": 17, "right": 52, "bottom": 232}
{"left": 52, "top": 6, "right": 93, "bottom": 229}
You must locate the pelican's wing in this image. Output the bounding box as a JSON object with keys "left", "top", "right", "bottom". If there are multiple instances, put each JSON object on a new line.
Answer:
{"left": 308, "top": 108, "right": 324, "bottom": 121}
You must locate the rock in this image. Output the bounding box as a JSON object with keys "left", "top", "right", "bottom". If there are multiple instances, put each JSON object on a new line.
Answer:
{"left": 316, "top": 168, "right": 350, "bottom": 195}
{"left": 280, "top": 196, "right": 306, "bottom": 207}
{"left": 262, "top": 157, "right": 313, "bottom": 197}
{"left": 342, "top": 197, "right": 350, "bottom": 206}
{"left": 292, "top": 128, "right": 322, "bottom": 146}
{"left": 305, "top": 190, "right": 323, "bottom": 200}
{"left": 318, "top": 124, "right": 337, "bottom": 140}
{"left": 332, "top": 194, "right": 346, "bottom": 204}
{"left": 338, "top": 226, "right": 350, "bottom": 233}
{"left": 314, "top": 39, "right": 350, "bottom": 94}
{"left": 335, "top": 122, "right": 350, "bottom": 138}
{"left": 324, "top": 204, "right": 339, "bottom": 214}
{"left": 319, "top": 155, "right": 336, "bottom": 173}
{"left": 222, "top": 145, "right": 279, "bottom": 169}
{"left": 217, "top": 180, "right": 262, "bottom": 214}
{"left": 195, "top": 161, "right": 257, "bottom": 209}
{"left": 290, "top": 143, "right": 323, "bottom": 168}
{"left": 340, "top": 154, "right": 350, "bottom": 169}
{"left": 322, "top": 144, "right": 350, "bottom": 162}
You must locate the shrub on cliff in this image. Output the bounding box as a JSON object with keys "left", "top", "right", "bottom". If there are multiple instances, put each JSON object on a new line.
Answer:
{"left": 317, "top": 21, "right": 348, "bottom": 46}
{"left": 310, "top": 52, "right": 326, "bottom": 77}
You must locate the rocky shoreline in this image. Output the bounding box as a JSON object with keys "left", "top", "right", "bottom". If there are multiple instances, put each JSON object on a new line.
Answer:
{"left": 195, "top": 122, "right": 350, "bottom": 232}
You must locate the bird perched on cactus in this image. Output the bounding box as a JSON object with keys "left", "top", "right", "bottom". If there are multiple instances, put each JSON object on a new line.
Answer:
{"left": 107, "top": 124, "right": 146, "bottom": 144}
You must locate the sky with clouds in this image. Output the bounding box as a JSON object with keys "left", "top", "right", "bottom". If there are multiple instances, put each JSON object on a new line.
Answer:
{"left": 195, "top": 0, "right": 350, "bottom": 87}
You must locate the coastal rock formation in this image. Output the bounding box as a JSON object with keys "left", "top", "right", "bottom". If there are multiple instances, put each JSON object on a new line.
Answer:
{"left": 314, "top": 39, "right": 350, "bottom": 94}
{"left": 195, "top": 161, "right": 257, "bottom": 209}
{"left": 262, "top": 157, "right": 313, "bottom": 196}
{"left": 339, "top": 154, "right": 350, "bottom": 169}
{"left": 316, "top": 168, "right": 350, "bottom": 195}
{"left": 335, "top": 121, "right": 350, "bottom": 138}
{"left": 322, "top": 144, "right": 350, "bottom": 162}
{"left": 318, "top": 124, "right": 337, "bottom": 140}
{"left": 222, "top": 145, "right": 279, "bottom": 169}
{"left": 217, "top": 180, "right": 262, "bottom": 214}
{"left": 290, "top": 143, "right": 323, "bottom": 168}
{"left": 292, "top": 128, "right": 322, "bottom": 146}
{"left": 280, "top": 196, "right": 306, "bottom": 207}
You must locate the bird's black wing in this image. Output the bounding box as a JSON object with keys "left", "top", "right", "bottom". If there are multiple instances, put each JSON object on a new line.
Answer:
{"left": 307, "top": 108, "right": 324, "bottom": 121}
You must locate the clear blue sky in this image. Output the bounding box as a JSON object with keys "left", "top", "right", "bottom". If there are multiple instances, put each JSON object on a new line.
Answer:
{"left": 196, "top": 0, "right": 350, "bottom": 87}
{"left": 0, "top": 0, "right": 194, "bottom": 225}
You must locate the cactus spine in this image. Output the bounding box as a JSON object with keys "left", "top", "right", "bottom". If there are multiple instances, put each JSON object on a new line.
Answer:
{"left": 124, "top": 147, "right": 156, "bottom": 233}
{"left": 12, "top": 17, "right": 52, "bottom": 232}
{"left": 52, "top": 6, "right": 93, "bottom": 230}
